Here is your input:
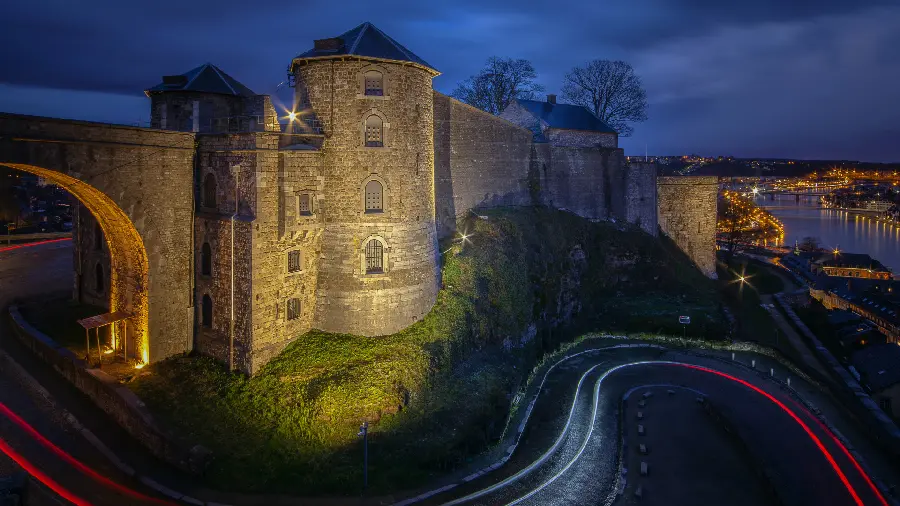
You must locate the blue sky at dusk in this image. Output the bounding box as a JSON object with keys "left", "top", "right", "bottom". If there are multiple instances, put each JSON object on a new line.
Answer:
{"left": 1, "top": 0, "right": 899, "bottom": 161}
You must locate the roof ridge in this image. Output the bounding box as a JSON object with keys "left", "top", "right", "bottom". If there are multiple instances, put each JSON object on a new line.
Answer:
{"left": 182, "top": 64, "right": 207, "bottom": 90}
{"left": 347, "top": 22, "right": 368, "bottom": 54}
{"left": 368, "top": 23, "right": 415, "bottom": 62}
{"left": 209, "top": 64, "right": 238, "bottom": 95}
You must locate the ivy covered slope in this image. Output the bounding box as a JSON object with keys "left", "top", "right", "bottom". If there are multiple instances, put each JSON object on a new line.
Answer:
{"left": 129, "top": 208, "right": 725, "bottom": 494}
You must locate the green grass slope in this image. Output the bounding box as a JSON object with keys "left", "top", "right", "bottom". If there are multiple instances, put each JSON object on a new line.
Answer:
{"left": 129, "top": 208, "right": 726, "bottom": 494}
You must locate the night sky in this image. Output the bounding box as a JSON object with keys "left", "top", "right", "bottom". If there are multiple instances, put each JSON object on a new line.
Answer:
{"left": 1, "top": 1, "right": 898, "bottom": 162}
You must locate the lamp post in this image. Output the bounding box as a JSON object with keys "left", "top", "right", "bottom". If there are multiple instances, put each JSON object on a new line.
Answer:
{"left": 358, "top": 421, "right": 369, "bottom": 493}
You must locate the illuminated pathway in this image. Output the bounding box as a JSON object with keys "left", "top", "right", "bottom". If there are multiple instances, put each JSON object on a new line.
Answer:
{"left": 427, "top": 347, "right": 897, "bottom": 506}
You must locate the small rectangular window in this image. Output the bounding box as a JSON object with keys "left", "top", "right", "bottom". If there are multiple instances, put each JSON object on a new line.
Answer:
{"left": 287, "top": 298, "right": 301, "bottom": 320}
{"left": 288, "top": 250, "right": 302, "bottom": 273}
{"left": 298, "top": 194, "right": 312, "bottom": 216}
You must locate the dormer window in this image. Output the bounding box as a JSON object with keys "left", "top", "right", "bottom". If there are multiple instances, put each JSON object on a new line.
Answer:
{"left": 364, "top": 71, "right": 383, "bottom": 96}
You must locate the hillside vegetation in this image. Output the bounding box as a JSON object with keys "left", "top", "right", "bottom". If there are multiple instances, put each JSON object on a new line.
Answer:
{"left": 129, "top": 207, "right": 725, "bottom": 494}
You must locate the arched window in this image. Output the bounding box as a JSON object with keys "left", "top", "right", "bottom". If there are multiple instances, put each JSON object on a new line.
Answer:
{"left": 93, "top": 222, "right": 103, "bottom": 251}
{"left": 287, "top": 298, "right": 301, "bottom": 320}
{"left": 201, "top": 242, "right": 212, "bottom": 276}
{"left": 364, "top": 180, "right": 383, "bottom": 213}
{"left": 365, "top": 238, "right": 384, "bottom": 274}
{"left": 364, "top": 71, "right": 384, "bottom": 96}
{"left": 201, "top": 294, "right": 212, "bottom": 328}
{"left": 203, "top": 173, "right": 217, "bottom": 209}
{"left": 365, "top": 115, "right": 383, "bottom": 147}
{"left": 95, "top": 263, "right": 104, "bottom": 292}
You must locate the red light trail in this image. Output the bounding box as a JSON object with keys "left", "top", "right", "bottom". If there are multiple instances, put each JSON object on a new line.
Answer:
{"left": 0, "top": 400, "right": 175, "bottom": 505}
{"left": 677, "top": 363, "right": 884, "bottom": 506}
{"left": 0, "top": 237, "right": 72, "bottom": 254}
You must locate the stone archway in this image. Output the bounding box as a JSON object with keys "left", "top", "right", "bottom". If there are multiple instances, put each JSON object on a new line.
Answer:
{"left": 2, "top": 163, "right": 151, "bottom": 364}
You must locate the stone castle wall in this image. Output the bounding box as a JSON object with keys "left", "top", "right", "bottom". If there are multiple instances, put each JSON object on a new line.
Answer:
{"left": 248, "top": 144, "right": 324, "bottom": 374}
{"left": 433, "top": 92, "right": 534, "bottom": 238}
{"left": 0, "top": 114, "right": 196, "bottom": 363}
{"left": 433, "top": 93, "right": 657, "bottom": 237}
{"left": 294, "top": 60, "right": 439, "bottom": 337}
{"left": 657, "top": 176, "right": 719, "bottom": 277}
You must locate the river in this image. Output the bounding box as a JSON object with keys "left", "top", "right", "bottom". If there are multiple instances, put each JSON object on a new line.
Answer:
{"left": 757, "top": 194, "right": 900, "bottom": 272}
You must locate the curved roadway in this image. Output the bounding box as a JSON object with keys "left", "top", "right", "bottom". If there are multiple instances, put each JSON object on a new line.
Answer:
{"left": 428, "top": 347, "right": 894, "bottom": 506}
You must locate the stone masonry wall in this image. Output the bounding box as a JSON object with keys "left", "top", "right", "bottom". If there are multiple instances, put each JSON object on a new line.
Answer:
{"left": 433, "top": 92, "right": 534, "bottom": 239}
{"left": 624, "top": 161, "right": 658, "bottom": 236}
{"left": 657, "top": 176, "right": 718, "bottom": 278}
{"left": 195, "top": 134, "right": 260, "bottom": 372}
{"left": 248, "top": 143, "right": 324, "bottom": 374}
{"left": 0, "top": 113, "right": 196, "bottom": 363}
{"left": 545, "top": 129, "right": 618, "bottom": 148}
{"left": 72, "top": 204, "right": 111, "bottom": 309}
{"left": 294, "top": 60, "right": 439, "bottom": 337}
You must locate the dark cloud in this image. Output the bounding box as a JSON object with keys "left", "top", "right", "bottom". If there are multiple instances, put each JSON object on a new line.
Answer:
{"left": 0, "top": 1, "right": 898, "bottom": 161}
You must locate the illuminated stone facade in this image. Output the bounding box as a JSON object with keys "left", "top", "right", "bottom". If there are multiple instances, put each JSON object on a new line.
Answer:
{"left": 1, "top": 23, "right": 717, "bottom": 375}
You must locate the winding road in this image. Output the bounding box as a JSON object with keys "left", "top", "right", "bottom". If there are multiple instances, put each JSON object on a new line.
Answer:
{"left": 424, "top": 346, "right": 897, "bottom": 506}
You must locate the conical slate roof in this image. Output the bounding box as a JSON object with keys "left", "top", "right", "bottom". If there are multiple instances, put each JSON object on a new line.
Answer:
{"left": 292, "top": 22, "right": 437, "bottom": 74}
{"left": 145, "top": 63, "right": 256, "bottom": 97}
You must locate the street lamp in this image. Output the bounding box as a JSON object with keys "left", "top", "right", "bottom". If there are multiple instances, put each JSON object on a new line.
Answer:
{"left": 358, "top": 420, "right": 369, "bottom": 493}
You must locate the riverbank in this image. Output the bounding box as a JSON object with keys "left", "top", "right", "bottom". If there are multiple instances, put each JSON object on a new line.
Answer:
{"left": 759, "top": 197, "right": 900, "bottom": 273}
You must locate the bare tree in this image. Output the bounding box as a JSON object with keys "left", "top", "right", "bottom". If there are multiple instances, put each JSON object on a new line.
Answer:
{"left": 451, "top": 57, "right": 544, "bottom": 115}
{"left": 561, "top": 60, "right": 648, "bottom": 137}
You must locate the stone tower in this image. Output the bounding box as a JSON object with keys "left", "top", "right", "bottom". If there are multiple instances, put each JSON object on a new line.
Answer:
{"left": 290, "top": 22, "right": 440, "bottom": 336}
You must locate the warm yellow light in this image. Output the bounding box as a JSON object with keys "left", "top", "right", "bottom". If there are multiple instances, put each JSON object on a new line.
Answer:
{"left": 103, "top": 349, "right": 113, "bottom": 355}
{"left": 288, "top": 111, "right": 297, "bottom": 122}
{"left": 134, "top": 363, "right": 145, "bottom": 370}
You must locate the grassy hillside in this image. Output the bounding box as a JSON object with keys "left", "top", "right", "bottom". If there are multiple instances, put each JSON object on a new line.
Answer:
{"left": 129, "top": 208, "right": 725, "bottom": 494}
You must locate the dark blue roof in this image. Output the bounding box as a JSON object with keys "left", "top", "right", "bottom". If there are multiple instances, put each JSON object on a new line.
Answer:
{"left": 515, "top": 99, "right": 617, "bottom": 134}
{"left": 851, "top": 343, "right": 900, "bottom": 391}
{"left": 145, "top": 63, "right": 256, "bottom": 97}
{"left": 293, "top": 22, "right": 436, "bottom": 73}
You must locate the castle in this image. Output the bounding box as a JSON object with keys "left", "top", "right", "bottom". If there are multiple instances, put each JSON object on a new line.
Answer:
{"left": 69, "top": 22, "right": 717, "bottom": 374}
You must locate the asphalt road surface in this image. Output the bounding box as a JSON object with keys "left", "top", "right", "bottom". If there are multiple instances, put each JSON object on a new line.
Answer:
{"left": 431, "top": 347, "right": 895, "bottom": 506}
{"left": 0, "top": 240, "right": 173, "bottom": 505}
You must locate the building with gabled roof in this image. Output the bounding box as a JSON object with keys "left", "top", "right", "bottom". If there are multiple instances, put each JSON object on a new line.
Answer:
{"left": 499, "top": 94, "right": 618, "bottom": 148}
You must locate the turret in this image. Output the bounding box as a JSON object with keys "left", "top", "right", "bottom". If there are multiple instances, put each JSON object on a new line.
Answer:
{"left": 290, "top": 22, "right": 440, "bottom": 336}
{"left": 145, "top": 63, "right": 279, "bottom": 133}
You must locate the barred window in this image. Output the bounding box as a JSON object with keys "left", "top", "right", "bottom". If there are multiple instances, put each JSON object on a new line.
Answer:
{"left": 298, "top": 194, "right": 312, "bottom": 216}
{"left": 203, "top": 173, "right": 217, "bottom": 209}
{"left": 287, "top": 298, "right": 301, "bottom": 320}
{"left": 201, "top": 242, "right": 212, "bottom": 276}
{"left": 365, "top": 115, "right": 383, "bottom": 147}
{"left": 201, "top": 294, "right": 212, "bottom": 328}
{"left": 287, "top": 250, "right": 302, "bottom": 273}
{"left": 364, "top": 71, "right": 384, "bottom": 96}
{"left": 365, "top": 239, "right": 384, "bottom": 274}
{"left": 364, "top": 180, "right": 383, "bottom": 212}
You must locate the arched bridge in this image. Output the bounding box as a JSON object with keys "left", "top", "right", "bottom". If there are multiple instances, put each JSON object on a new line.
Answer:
{"left": 0, "top": 113, "right": 196, "bottom": 364}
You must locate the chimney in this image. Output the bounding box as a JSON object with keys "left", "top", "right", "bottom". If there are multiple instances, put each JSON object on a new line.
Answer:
{"left": 547, "top": 94, "right": 557, "bottom": 104}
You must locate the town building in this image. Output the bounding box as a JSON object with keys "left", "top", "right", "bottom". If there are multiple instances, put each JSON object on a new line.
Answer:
{"left": 811, "top": 252, "right": 892, "bottom": 280}
{"left": 71, "top": 22, "right": 717, "bottom": 374}
{"left": 850, "top": 344, "right": 900, "bottom": 419}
